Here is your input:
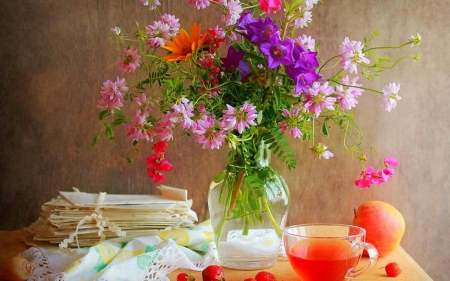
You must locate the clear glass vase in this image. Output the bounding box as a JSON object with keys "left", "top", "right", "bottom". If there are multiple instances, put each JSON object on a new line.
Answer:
{"left": 208, "top": 140, "right": 290, "bottom": 270}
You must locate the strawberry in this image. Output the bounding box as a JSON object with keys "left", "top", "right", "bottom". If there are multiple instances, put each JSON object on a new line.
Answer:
{"left": 255, "top": 271, "right": 276, "bottom": 281}
{"left": 177, "top": 272, "right": 195, "bottom": 281}
{"left": 243, "top": 278, "right": 257, "bottom": 281}
{"left": 385, "top": 262, "right": 402, "bottom": 277}
{"left": 202, "top": 265, "right": 225, "bottom": 281}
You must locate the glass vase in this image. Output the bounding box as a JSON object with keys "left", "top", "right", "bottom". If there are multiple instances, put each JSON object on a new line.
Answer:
{"left": 208, "top": 140, "right": 290, "bottom": 270}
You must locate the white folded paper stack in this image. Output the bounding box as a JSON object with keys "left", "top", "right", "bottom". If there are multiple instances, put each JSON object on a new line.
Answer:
{"left": 28, "top": 185, "right": 198, "bottom": 248}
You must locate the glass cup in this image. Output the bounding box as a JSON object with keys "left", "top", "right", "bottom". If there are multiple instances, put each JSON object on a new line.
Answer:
{"left": 283, "top": 224, "right": 378, "bottom": 281}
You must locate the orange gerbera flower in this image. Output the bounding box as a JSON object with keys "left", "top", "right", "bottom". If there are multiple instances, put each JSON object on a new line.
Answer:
{"left": 162, "top": 23, "right": 204, "bottom": 62}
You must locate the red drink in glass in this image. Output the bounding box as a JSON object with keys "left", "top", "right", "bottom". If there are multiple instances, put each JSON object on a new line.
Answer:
{"left": 286, "top": 239, "right": 361, "bottom": 281}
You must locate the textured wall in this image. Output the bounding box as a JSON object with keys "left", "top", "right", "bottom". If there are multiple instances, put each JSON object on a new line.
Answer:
{"left": 0, "top": 0, "right": 448, "bottom": 279}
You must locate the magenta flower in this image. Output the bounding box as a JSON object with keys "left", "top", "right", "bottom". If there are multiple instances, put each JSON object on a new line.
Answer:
{"left": 259, "top": 0, "right": 282, "bottom": 14}
{"left": 384, "top": 156, "right": 398, "bottom": 167}
{"left": 303, "top": 81, "right": 336, "bottom": 117}
{"left": 381, "top": 83, "right": 401, "bottom": 112}
{"left": 119, "top": 48, "right": 141, "bottom": 73}
{"left": 222, "top": 102, "right": 258, "bottom": 134}
{"left": 355, "top": 157, "right": 397, "bottom": 188}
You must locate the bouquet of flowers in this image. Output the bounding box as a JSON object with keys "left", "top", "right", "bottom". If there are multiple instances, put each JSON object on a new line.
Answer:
{"left": 94, "top": 0, "right": 420, "bottom": 187}
{"left": 93, "top": 0, "right": 420, "bottom": 266}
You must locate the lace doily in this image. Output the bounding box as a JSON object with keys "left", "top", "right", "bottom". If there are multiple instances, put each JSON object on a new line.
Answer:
{"left": 20, "top": 239, "right": 217, "bottom": 281}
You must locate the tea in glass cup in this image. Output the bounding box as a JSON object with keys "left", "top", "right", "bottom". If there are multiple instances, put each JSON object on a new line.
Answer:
{"left": 283, "top": 224, "right": 378, "bottom": 281}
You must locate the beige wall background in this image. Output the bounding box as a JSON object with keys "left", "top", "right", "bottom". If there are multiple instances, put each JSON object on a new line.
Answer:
{"left": 1, "top": 0, "right": 448, "bottom": 279}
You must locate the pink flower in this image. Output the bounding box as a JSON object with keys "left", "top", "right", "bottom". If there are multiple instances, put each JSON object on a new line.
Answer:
{"left": 193, "top": 117, "right": 227, "bottom": 149}
{"left": 339, "top": 37, "right": 370, "bottom": 74}
{"left": 139, "top": 0, "right": 161, "bottom": 10}
{"left": 119, "top": 48, "right": 141, "bottom": 73}
{"left": 145, "top": 14, "right": 180, "bottom": 48}
{"left": 354, "top": 158, "right": 397, "bottom": 188}
{"left": 335, "top": 76, "right": 363, "bottom": 110}
{"left": 259, "top": 0, "right": 282, "bottom": 14}
{"left": 97, "top": 77, "right": 128, "bottom": 112}
{"left": 187, "top": 0, "right": 211, "bottom": 9}
{"left": 222, "top": 102, "right": 258, "bottom": 134}
{"left": 384, "top": 156, "right": 398, "bottom": 167}
{"left": 111, "top": 26, "right": 121, "bottom": 36}
{"left": 293, "top": 10, "right": 312, "bottom": 28}
{"left": 124, "top": 112, "right": 154, "bottom": 142}
{"left": 217, "top": 0, "right": 243, "bottom": 26}
{"left": 278, "top": 106, "right": 303, "bottom": 139}
{"left": 381, "top": 83, "right": 401, "bottom": 112}
{"left": 310, "top": 143, "right": 334, "bottom": 160}
{"left": 170, "top": 98, "right": 195, "bottom": 129}
{"left": 134, "top": 93, "right": 153, "bottom": 118}
{"left": 303, "top": 81, "right": 336, "bottom": 117}
{"left": 154, "top": 113, "right": 176, "bottom": 142}
{"left": 294, "top": 34, "right": 316, "bottom": 52}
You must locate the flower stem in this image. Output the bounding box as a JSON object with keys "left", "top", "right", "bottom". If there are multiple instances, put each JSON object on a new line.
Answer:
{"left": 227, "top": 170, "right": 245, "bottom": 217}
{"left": 263, "top": 195, "right": 282, "bottom": 238}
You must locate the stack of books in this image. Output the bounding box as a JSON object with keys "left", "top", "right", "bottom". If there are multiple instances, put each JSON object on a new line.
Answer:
{"left": 28, "top": 185, "right": 197, "bottom": 248}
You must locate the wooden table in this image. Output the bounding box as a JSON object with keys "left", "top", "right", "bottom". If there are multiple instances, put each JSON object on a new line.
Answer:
{"left": 167, "top": 246, "right": 433, "bottom": 280}
{"left": 0, "top": 229, "right": 433, "bottom": 281}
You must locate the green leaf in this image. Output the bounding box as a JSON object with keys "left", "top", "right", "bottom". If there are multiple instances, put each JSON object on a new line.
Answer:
{"left": 105, "top": 125, "right": 114, "bottom": 140}
{"left": 91, "top": 133, "right": 100, "bottom": 147}
{"left": 213, "top": 170, "right": 226, "bottom": 183}
{"left": 322, "top": 123, "right": 330, "bottom": 136}
{"left": 111, "top": 118, "right": 125, "bottom": 127}
{"left": 98, "top": 110, "right": 110, "bottom": 120}
{"left": 258, "top": 169, "right": 269, "bottom": 182}
{"left": 257, "top": 110, "right": 263, "bottom": 124}
{"left": 113, "top": 108, "right": 126, "bottom": 120}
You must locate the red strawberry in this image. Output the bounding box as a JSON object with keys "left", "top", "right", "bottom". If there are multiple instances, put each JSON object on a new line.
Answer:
{"left": 202, "top": 265, "right": 225, "bottom": 281}
{"left": 177, "top": 272, "right": 195, "bottom": 281}
{"left": 385, "top": 262, "right": 402, "bottom": 277}
{"left": 255, "top": 271, "right": 276, "bottom": 281}
{"left": 243, "top": 278, "right": 257, "bottom": 281}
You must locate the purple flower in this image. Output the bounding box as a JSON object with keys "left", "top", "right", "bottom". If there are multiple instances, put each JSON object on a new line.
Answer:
{"left": 236, "top": 9, "right": 257, "bottom": 41}
{"left": 259, "top": 36, "right": 294, "bottom": 69}
{"left": 291, "top": 44, "right": 319, "bottom": 69}
{"left": 285, "top": 44, "right": 321, "bottom": 94}
{"left": 286, "top": 67, "right": 322, "bottom": 95}
{"left": 238, "top": 61, "right": 252, "bottom": 82}
{"left": 221, "top": 46, "right": 245, "bottom": 71}
{"left": 246, "top": 17, "right": 279, "bottom": 44}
